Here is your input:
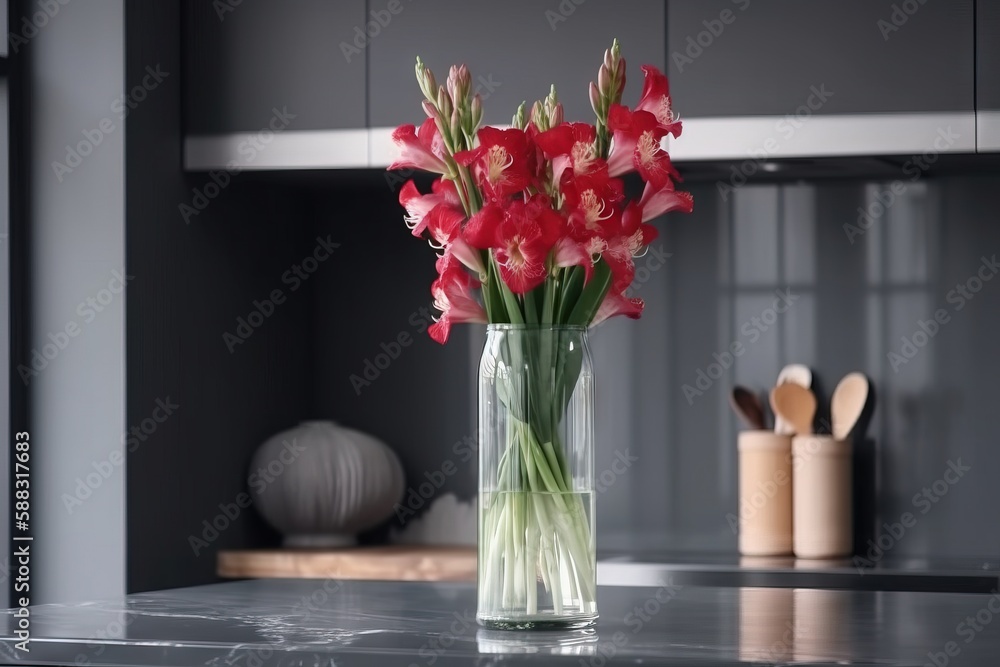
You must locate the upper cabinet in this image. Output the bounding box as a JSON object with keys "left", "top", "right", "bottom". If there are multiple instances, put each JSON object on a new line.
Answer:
{"left": 182, "top": 0, "right": 999, "bottom": 169}
{"left": 367, "top": 0, "right": 665, "bottom": 128}
{"left": 664, "top": 0, "right": 978, "bottom": 158}
{"left": 979, "top": 0, "right": 1000, "bottom": 151}
{"left": 184, "top": 0, "right": 368, "bottom": 169}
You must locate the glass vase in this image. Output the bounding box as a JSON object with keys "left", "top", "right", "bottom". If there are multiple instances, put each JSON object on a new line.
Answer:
{"left": 477, "top": 324, "right": 597, "bottom": 630}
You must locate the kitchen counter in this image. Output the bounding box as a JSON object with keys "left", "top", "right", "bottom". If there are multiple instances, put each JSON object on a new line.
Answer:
{"left": 2, "top": 578, "right": 1000, "bottom": 666}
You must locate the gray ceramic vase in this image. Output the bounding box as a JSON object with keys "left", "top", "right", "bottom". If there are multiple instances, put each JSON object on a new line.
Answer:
{"left": 249, "top": 421, "right": 405, "bottom": 547}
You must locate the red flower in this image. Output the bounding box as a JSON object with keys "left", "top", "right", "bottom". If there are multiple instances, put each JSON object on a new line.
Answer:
{"left": 561, "top": 172, "right": 624, "bottom": 242}
{"left": 462, "top": 203, "right": 505, "bottom": 250}
{"left": 455, "top": 127, "right": 534, "bottom": 202}
{"left": 592, "top": 290, "right": 644, "bottom": 326}
{"left": 606, "top": 106, "right": 680, "bottom": 189}
{"left": 602, "top": 236, "right": 636, "bottom": 292}
{"left": 389, "top": 118, "right": 449, "bottom": 175}
{"left": 552, "top": 237, "right": 594, "bottom": 282}
{"left": 635, "top": 65, "right": 682, "bottom": 137}
{"left": 638, "top": 181, "right": 695, "bottom": 221}
{"left": 622, "top": 200, "right": 659, "bottom": 250}
{"left": 535, "top": 122, "right": 606, "bottom": 184}
{"left": 399, "top": 178, "right": 462, "bottom": 238}
{"left": 428, "top": 252, "right": 487, "bottom": 344}
{"left": 466, "top": 196, "right": 563, "bottom": 294}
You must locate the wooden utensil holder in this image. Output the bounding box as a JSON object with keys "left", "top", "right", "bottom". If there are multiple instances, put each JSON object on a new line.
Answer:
{"left": 738, "top": 431, "right": 793, "bottom": 556}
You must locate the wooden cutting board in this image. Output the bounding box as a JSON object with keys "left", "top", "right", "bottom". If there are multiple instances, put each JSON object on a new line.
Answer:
{"left": 217, "top": 545, "right": 477, "bottom": 582}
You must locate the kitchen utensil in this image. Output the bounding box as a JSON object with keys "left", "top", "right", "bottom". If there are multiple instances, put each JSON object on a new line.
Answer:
{"left": 770, "top": 383, "right": 817, "bottom": 436}
{"left": 830, "top": 372, "right": 869, "bottom": 441}
{"left": 773, "top": 364, "right": 812, "bottom": 435}
{"left": 738, "top": 431, "right": 793, "bottom": 556}
{"left": 730, "top": 386, "right": 767, "bottom": 430}
{"left": 792, "top": 435, "right": 853, "bottom": 559}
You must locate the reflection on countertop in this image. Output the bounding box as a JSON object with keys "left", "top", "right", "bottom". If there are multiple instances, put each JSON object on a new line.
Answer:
{"left": 2, "top": 578, "right": 1000, "bottom": 666}
{"left": 598, "top": 551, "right": 1000, "bottom": 592}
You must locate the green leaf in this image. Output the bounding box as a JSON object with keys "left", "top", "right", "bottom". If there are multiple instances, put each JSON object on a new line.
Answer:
{"left": 566, "top": 260, "right": 612, "bottom": 326}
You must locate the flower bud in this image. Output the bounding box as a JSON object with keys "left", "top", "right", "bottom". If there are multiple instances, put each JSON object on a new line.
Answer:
{"left": 437, "top": 85, "right": 453, "bottom": 118}
{"left": 589, "top": 82, "right": 601, "bottom": 115}
{"left": 616, "top": 57, "right": 627, "bottom": 100}
{"left": 415, "top": 57, "right": 438, "bottom": 103}
{"left": 533, "top": 100, "right": 552, "bottom": 132}
{"left": 512, "top": 101, "right": 527, "bottom": 130}
{"left": 471, "top": 93, "right": 483, "bottom": 128}
{"left": 598, "top": 65, "right": 612, "bottom": 96}
{"left": 549, "top": 101, "right": 564, "bottom": 127}
{"left": 450, "top": 107, "right": 462, "bottom": 142}
{"left": 422, "top": 99, "right": 440, "bottom": 122}
{"left": 447, "top": 64, "right": 472, "bottom": 103}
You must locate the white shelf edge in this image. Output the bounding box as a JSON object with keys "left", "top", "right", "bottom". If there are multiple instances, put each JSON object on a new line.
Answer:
{"left": 977, "top": 110, "right": 1000, "bottom": 153}
{"left": 185, "top": 113, "right": 982, "bottom": 171}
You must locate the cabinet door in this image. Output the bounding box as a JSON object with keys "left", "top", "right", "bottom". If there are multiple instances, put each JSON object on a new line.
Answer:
{"left": 368, "top": 0, "right": 666, "bottom": 128}
{"left": 978, "top": 0, "right": 1000, "bottom": 150}
{"left": 667, "top": 0, "right": 974, "bottom": 117}
{"left": 184, "top": 0, "right": 366, "bottom": 133}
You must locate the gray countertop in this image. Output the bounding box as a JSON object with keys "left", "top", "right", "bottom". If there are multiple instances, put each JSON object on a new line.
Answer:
{"left": 2, "top": 578, "right": 1000, "bottom": 666}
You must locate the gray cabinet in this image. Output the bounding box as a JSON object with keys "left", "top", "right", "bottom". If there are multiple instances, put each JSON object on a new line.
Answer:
{"left": 184, "top": 0, "right": 366, "bottom": 133}
{"left": 667, "top": 0, "right": 974, "bottom": 118}
{"left": 979, "top": 0, "right": 1000, "bottom": 150}
{"left": 979, "top": 0, "right": 1000, "bottom": 111}
{"left": 368, "top": 0, "right": 666, "bottom": 128}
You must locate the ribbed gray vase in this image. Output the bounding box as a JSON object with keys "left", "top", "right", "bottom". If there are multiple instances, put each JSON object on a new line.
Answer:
{"left": 249, "top": 421, "right": 405, "bottom": 547}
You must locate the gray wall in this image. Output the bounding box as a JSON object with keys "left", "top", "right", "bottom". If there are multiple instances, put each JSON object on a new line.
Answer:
{"left": 27, "top": 0, "right": 126, "bottom": 603}
{"left": 307, "top": 171, "right": 1000, "bottom": 561}
{"left": 124, "top": 0, "right": 316, "bottom": 593}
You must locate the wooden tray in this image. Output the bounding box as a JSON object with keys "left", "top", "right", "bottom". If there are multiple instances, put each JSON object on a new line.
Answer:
{"left": 217, "top": 545, "right": 476, "bottom": 582}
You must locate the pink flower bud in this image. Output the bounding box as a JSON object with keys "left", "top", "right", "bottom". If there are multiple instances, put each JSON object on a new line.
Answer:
{"left": 447, "top": 64, "right": 471, "bottom": 102}
{"left": 422, "top": 100, "right": 439, "bottom": 120}
{"left": 616, "top": 57, "right": 627, "bottom": 97}
{"left": 471, "top": 94, "right": 483, "bottom": 125}
{"left": 437, "top": 85, "right": 453, "bottom": 117}
{"left": 598, "top": 65, "right": 612, "bottom": 95}
{"left": 549, "top": 101, "right": 564, "bottom": 127}
{"left": 589, "top": 82, "right": 601, "bottom": 114}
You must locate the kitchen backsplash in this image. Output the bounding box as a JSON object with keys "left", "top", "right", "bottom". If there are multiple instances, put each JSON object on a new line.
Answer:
{"left": 312, "top": 171, "right": 1000, "bottom": 560}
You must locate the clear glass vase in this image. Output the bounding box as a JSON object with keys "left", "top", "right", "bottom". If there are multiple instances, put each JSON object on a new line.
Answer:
{"left": 477, "top": 324, "right": 597, "bottom": 630}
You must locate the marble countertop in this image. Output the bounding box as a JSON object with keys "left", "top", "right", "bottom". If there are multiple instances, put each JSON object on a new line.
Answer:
{"left": 2, "top": 578, "right": 1000, "bottom": 666}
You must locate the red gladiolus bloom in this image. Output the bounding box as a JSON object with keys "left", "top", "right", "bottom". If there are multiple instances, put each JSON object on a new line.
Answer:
{"left": 399, "top": 178, "right": 462, "bottom": 238}
{"left": 389, "top": 118, "right": 449, "bottom": 175}
{"left": 455, "top": 127, "right": 534, "bottom": 202}
{"left": 552, "top": 237, "right": 594, "bottom": 281}
{"left": 535, "top": 122, "right": 606, "bottom": 184}
{"left": 635, "top": 65, "right": 683, "bottom": 137}
{"left": 592, "top": 290, "right": 644, "bottom": 326}
{"left": 561, "top": 172, "right": 624, "bottom": 242}
{"left": 638, "top": 181, "right": 695, "bottom": 221}
{"left": 462, "top": 203, "right": 505, "bottom": 250}
{"left": 622, "top": 200, "right": 659, "bottom": 251}
{"left": 428, "top": 253, "right": 487, "bottom": 344}
{"left": 491, "top": 197, "right": 563, "bottom": 294}
{"left": 606, "top": 106, "right": 680, "bottom": 189}
{"left": 602, "top": 236, "right": 636, "bottom": 292}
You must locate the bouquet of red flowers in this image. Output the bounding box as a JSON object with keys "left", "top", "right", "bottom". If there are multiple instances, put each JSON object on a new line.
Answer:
{"left": 391, "top": 40, "right": 693, "bottom": 343}
{"left": 391, "top": 41, "right": 693, "bottom": 628}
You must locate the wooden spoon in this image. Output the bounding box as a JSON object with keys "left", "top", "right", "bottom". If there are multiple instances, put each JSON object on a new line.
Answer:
{"left": 774, "top": 364, "right": 812, "bottom": 435}
{"left": 831, "top": 372, "right": 869, "bottom": 441}
{"left": 730, "top": 386, "right": 766, "bottom": 430}
{"left": 770, "top": 383, "right": 817, "bottom": 436}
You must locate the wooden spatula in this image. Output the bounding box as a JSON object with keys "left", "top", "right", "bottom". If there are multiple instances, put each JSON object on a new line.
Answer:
{"left": 831, "top": 372, "right": 869, "bottom": 441}
{"left": 770, "top": 383, "right": 817, "bottom": 436}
